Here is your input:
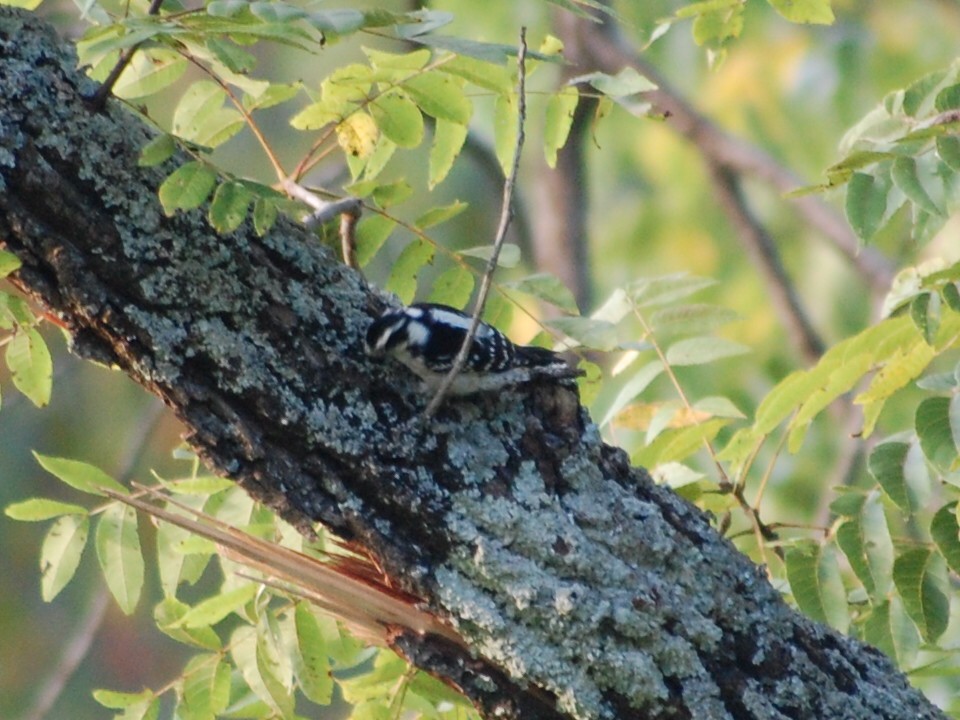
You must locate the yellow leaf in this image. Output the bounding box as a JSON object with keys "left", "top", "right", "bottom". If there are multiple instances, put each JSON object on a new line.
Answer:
{"left": 615, "top": 402, "right": 712, "bottom": 431}
{"left": 336, "top": 112, "right": 378, "bottom": 158}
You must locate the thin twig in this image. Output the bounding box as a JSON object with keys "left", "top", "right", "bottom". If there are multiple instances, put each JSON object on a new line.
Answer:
{"left": 566, "top": 13, "right": 895, "bottom": 299}
{"left": 179, "top": 52, "right": 287, "bottom": 181}
{"left": 706, "top": 161, "right": 825, "bottom": 364}
{"left": 423, "top": 28, "right": 529, "bottom": 418}
{"left": 86, "top": 0, "right": 166, "bottom": 111}
{"left": 20, "top": 588, "right": 112, "bottom": 720}
{"left": 281, "top": 180, "right": 363, "bottom": 267}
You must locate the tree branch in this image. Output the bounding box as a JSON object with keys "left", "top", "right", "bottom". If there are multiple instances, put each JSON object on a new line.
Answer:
{"left": 562, "top": 14, "right": 896, "bottom": 300}
{"left": 0, "top": 9, "right": 945, "bottom": 720}
{"left": 705, "top": 161, "right": 825, "bottom": 362}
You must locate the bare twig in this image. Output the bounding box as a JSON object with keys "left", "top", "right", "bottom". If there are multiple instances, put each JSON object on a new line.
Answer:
{"left": 706, "top": 161, "right": 825, "bottom": 363}
{"left": 86, "top": 0, "right": 165, "bottom": 112}
{"left": 281, "top": 180, "right": 363, "bottom": 267}
{"left": 20, "top": 587, "right": 111, "bottom": 720}
{"left": 423, "top": 28, "right": 529, "bottom": 418}
{"left": 565, "top": 13, "right": 895, "bottom": 299}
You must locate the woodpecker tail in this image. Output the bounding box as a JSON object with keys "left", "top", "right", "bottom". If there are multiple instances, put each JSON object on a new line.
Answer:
{"left": 515, "top": 345, "right": 568, "bottom": 369}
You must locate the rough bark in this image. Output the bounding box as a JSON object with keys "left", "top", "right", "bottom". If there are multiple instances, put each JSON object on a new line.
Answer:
{"left": 0, "top": 9, "right": 946, "bottom": 720}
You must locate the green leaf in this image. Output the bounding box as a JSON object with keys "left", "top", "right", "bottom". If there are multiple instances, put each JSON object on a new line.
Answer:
{"left": 113, "top": 47, "right": 187, "bottom": 100}
{"left": 243, "top": 83, "right": 299, "bottom": 112}
{"left": 34, "top": 452, "right": 128, "bottom": 496}
{"left": 665, "top": 336, "right": 750, "bottom": 366}
{"left": 503, "top": 273, "right": 579, "bottom": 315}
{"left": 158, "top": 162, "right": 217, "bottom": 215}
{"left": 209, "top": 181, "right": 252, "bottom": 233}
{"left": 182, "top": 654, "right": 231, "bottom": 717}
{"left": 599, "top": 360, "right": 664, "bottom": 428}
{"left": 359, "top": 136, "right": 397, "bottom": 181}
{"left": 385, "top": 239, "right": 434, "bottom": 304}
{"left": 544, "top": 86, "right": 579, "bottom": 168}
{"left": 628, "top": 274, "right": 716, "bottom": 306}
{"left": 172, "top": 81, "right": 244, "bottom": 148}
{"left": 632, "top": 419, "right": 729, "bottom": 467}
{"left": 174, "top": 584, "right": 258, "bottom": 628}
{"left": 355, "top": 216, "right": 396, "bottom": 267}
{"left": 893, "top": 547, "right": 949, "bottom": 642}
{"left": 891, "top": 156, "right": 942, "bottom": 217}
{"left": 767, "top": 0, "right": 834, "bottom": 24}
{"left": 902, "top": 69, "right": 948, "bottom": 116}
{"left": 909, "top": 293, "right": 940, "bottom": 345}
{"left": 253, "top": 197, "right": 279, "bottom": 237}
{"left": 293, "top": 603, "right": 334, "bottom": 704}
{"left": 154, "top": 598, "right": 222, "bottom": 650}
{"left": 429, "top": 119, "right": 467, "bottom": 189}
{"left": 369, "top": 89, "right": 423, "bottom": 148}
{"left": 917, "top": 396, "right": 957, "bottom": 469}
{"left": 250, "top": 0, "right": 307, "bottom": 23}
{"left": 0, "top": 249, "right": 21, "bottom": 277}
{"left": 936, "top": 136, "right": 960, "bottom": 172}
{"left": 440, "top": 55, "right": 512, "bottom": 92}
{"left": 930, "top": 503, "right": 960, "bottom": 575}
{"left": 459, "top": 243, "right": 520, "bottom": 268}
{"left": 1, "top": 0, "right": 44, "bottom": 8}
{"left": 403, "top": 73, "right": 471, "bottom": 123}
{"left": 834, "top": 493, "right": 894, "bottom": 598}
{"left": 693, "top": 395, "right": 745, "bottom": 419}
{"left": 6, "top": 328, "right": 52, "bottom": 406}
{"left": 548, "top": 316, "right": 619, "bottom": 351}
{"left": 867, "top": 442, "right": 913, "bottom": 512}
{"left": 691, "top": 3, "right": 744, "bottom": 48}
{"left": 5, "top": 498, "right": 87, "bottom": 521}
{"left": 231, "top": 624, "right": 295, "bottom": 717}
{"left": 138, "top": 134, "right": 176, "bottom": 168}
{"left": 942, "top": 282, "right": 960, "bottom": 312}
{"left": 363, "top": 47, "right": 431, "bottom": 73}
{"left": 650, "top": 303, "right": 739, "bottom": 335}
{"left": 785, "top": 541, "right": 848, "bottom": 631}
{"left": 96, "top": 503, "right": 144, "bottom": 615}
{"left": 934, "top": 82, "right": 960, "bottom": 112}
{"left": 308, "top": 8, "right": 365, "bottom": 34}
{"left": 570, "top": 67, "right": 656, "bottom": 97}
{"left": 205, "top": 1, "right": 251, "bottom": 18}
{"left": 206, "top": 36, "right": 257, "bottom": 74}
{"left": 845, "top": 171, "right": 889, "bottom": 241}
{"left": 863, "top": 598, "right": 919, "bottom": 666}
{"left": 427, "top": 266, "right": 474, "bottom": 309}
{"left": 93, "top": 689, "right": 154, "bottom": 710}
{"left": 414, "top": 200, "right": 467, "bottom": 229}
{"left": 950, "top": 393, "right": 960, "bottom": 457}
{"left": 40, "top": 515, "right": 89, "bottom": 601}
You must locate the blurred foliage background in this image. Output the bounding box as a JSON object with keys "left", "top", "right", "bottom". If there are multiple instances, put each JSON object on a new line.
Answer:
{"left": 4, "top": 0, "right": 960, "bottom": 717}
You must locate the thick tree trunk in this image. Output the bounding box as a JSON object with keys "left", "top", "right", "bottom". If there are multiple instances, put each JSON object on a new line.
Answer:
{"left": 0, "top": 9, "right": 945, "bottom": 720}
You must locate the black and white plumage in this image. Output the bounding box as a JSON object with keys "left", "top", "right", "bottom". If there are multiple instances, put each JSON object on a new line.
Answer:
{"left": 364, "top": 303, "right": 575, "bottom": 395}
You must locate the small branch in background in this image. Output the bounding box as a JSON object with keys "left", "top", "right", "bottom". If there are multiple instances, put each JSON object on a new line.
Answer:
{"left": 20, "top": 588, "right": 112, "bottom": 720}
{"left": 706, "top": 161, "right": 825, "bottom": 363}
{"left": 458, "top": 129, "right": 533, "bottom": 258}
{"left": 86, "top": 0, "right": 166, "bottom": 112}
{"left": 423, "top": 28, "right": 529, "bottom": 418}
{"left": 567, "top": 14, "right": 895, "bottom": 302}
{"left": 281, "top": 180, "right": 363, "bottom": 269}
